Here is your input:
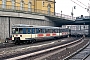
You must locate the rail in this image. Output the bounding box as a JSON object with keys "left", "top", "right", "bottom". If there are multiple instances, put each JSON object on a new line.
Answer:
{"left": 64, "top": 38, "right": 90, "bottom": 60}
{"left": 5, "top": 37, "right": 82, "bottom": 60}
{"left": 0, "top": 4, "right": 76, "bottom": 20}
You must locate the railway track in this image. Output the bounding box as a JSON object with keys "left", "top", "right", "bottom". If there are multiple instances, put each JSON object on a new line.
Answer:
{"left": 0, "top": 37, "right": 84, "bottom": 60}
{"left": 0, "top": 37, "right": 77, "bottom": 49}
{"left": 0, "top": 43, "right": 16, "bottom": 48}
{"left": 65, "top": 38, "right": 90, "bottom": 60}
{"left": 0, "top": 37, "right": 76, "bottom": 59}
{"left": 0, "top": 37, "right": 69, "bottom": 48}
{"left": 23, "top": 37, "right": 88, "bottom": 60}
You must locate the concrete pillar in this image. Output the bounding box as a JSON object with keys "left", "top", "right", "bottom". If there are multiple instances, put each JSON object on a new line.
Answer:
{"left": 89, "top": 25, "right": 90, "bottom": 37}
{"left": 0, "top": 17, "right": 9, "bottom": 39}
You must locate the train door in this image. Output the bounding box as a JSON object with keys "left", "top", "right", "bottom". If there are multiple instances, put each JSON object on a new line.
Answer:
{"left": 59, "top": 29, "right": 62, "bottom": 36}
{"left": 59, "top": 28, "right": 61, "bottom": 36}
{"left": 32, "top": 28, "right": 36, "bottom": 38}
{"left": 28, "top": 28, "right": 32, "bottom": 38}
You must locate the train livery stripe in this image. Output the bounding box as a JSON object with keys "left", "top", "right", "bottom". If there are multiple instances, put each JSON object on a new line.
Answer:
{"left": 62, "top": 32, "right": 65, "bottom": 35}
{"left": 46, "top": 33, "right": 50, "bottom": 36}
{"left": 52, "top": 33, "right": 56, "bottom": 36}
{"left": 38, "top": 34, "right": 43, "bottom": 37}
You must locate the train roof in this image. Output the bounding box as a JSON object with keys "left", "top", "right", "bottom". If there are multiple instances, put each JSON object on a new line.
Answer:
{"left": 12, "top": 24, "right": 67, "bottom": 29}
{"left": 12, "top": 24, "right": 37, "bottom": 27}
{"left": 12, "top": 24, "right": 55, "bottom": 28}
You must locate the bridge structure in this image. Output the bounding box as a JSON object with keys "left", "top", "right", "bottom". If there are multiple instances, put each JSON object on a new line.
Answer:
{"left": 74, "top": 16, "right": 90, "bottom": 25}
{"left": 0, "top": 5, "right": 76, "bottom": 26}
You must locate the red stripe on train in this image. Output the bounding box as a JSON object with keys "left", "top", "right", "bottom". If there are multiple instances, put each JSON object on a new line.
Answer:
{"left": 62, "top": 32, "right": 65, "bottom": 35}
{"left": 46, "top": 33, "right": 50, "bottom": 36}
{"left": 52, "top": 33, "right": 56, "bottom": 36}
{"left": 38, "top": 34, "right": 43, "bottom": 37}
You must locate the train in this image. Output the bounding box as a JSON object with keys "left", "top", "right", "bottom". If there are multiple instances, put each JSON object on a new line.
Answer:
{"left": 12, "top": 24, "right": 70, "bottom": 44}
{"left": 62, "top": 25, "right": 89, "bottom": 36}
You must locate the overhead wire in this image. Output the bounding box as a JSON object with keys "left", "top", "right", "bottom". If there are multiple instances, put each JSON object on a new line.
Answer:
{"left": 70, "top": 0, "right": 87, "bottom": 9}
{"left": 76, "top": 0, "right": 87, "bottom": 7}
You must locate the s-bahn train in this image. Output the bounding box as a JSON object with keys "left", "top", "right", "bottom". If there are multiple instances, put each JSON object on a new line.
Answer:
{"left": 12, "top": 24, "right": 70, "bottom": 44}
{"left": 62, "top": 25, "right": 89, "bottom": 36}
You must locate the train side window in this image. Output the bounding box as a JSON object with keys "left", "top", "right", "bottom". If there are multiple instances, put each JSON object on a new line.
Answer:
{"left": 61, "top": 29, "right": 63, "bottom": 32}
{"left": 46, "top": 29, "right": 48, "bottom": 33}
{"left": 26, "top": 28, "right": 28, "bottom": 34}
{"left": 12, "top": 28, "right": 18, "bottom": 34}
{"left": 56, "top": 29, "right": 57, "bottom": 33}
{"left": 32, "top": 28, "right": 35, "bottom": 34}
{"left": 52, "top": 29, "right": 54, "bottom": 33}
{"left": 60, "top": 29, "right": 62, "bottom": 32}
{"left": 30, "top": 28, "right": 32, "bottom": 34}
{"left": 35, "top": 28, "right": 36, "bottom": 33}
{"left": 35, "top": 28, "right": 37, "bottom": 33}
{"left": 46, "top": 29, "right": 50, "bottom": 33}
{"left": 41, "top": 29, "right": 42, "bottom": 33}
{"left": 42, "top": 29, "right": 44, "bottom": 33}
{"left": 15, "top": 28, "right": 18, "bottom": 34}
{"left": 22, "top": 28, "right": 29, "bottom": 34}
{"left": 62, "top": 29, "right": 64, "bottom": 32}
{"left": 41, "top": 29, "right": 43, "bottom": 33}
{"left": 36, "top": 28, "right": 39, "bottom": 33}
{"left": 59, "top": 29, "right": 60, "bottom": 33}
{"left": 28, "top": 28, "right": 30, "bottom": 34}
{"left": 49, "top": 29, "right": 52, "bottom": 33}
{"left": 55, "top": 29, "right": 57, "bottom": 33}
{"left": 56, "top": 29, "right": 58, "bottom": 33}
{"left": 43, "top": 29, "right": 45, "bottom": 33}
{"left": 38, "top": 29, "right": 43, "bottom": 33}
{"left": 58, "top": 29, "right": 59, "bottom": 33}
{"left": 12, "top": 28, "right": 15, "bottom": 34}
{"left": 28, "top": 28, "right": 32, "bottom": 34}
{"left": 50, "top": 29, "right": 52, "bottom": 33}
{"left": 48, "top": 29, "right": 50, "bottom": 33}
{"left": 52, "top": 29, "right": 55, "bottom": 33}
{"left": 19, "top": 28, "right": 23, "bottom": 34}
{"left": 64, "top": 29, "right": 66, "bottom": 32}
{"left": 58, "top": 29, "right": 60, "bottom": 33}
{"left": 38, "top": 29, "right": 40, "bottom": 33}
{"left": 23, "top": 28, "right": 26, "bottom": 34}
{"left": 44, "top": 29, "right": 46, "bottom": 33}
{"left": 63, "top": 29, "right": 65, "bottom": 32}
{"left": 57, "top": 29, "right": 58, "bottom": 33}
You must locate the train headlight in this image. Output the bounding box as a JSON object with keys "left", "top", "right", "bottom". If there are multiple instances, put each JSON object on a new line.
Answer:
{"left": 16, "top": 34, "right": 18, "bottom": 36}
{"left": 13, "top": 35, "right": 14, "bottom": 37}
{"left": 20, "top": 35, "right": 22, "bottom": 37}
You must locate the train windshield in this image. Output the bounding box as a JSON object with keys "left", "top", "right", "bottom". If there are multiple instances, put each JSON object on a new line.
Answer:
{"left": 12, "top": 28, "right": 23, "bottom": 34}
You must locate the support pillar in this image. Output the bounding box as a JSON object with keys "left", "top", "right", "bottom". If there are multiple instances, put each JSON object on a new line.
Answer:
{"left": 89, "top": 25, "right": 90, "bottom": 37}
